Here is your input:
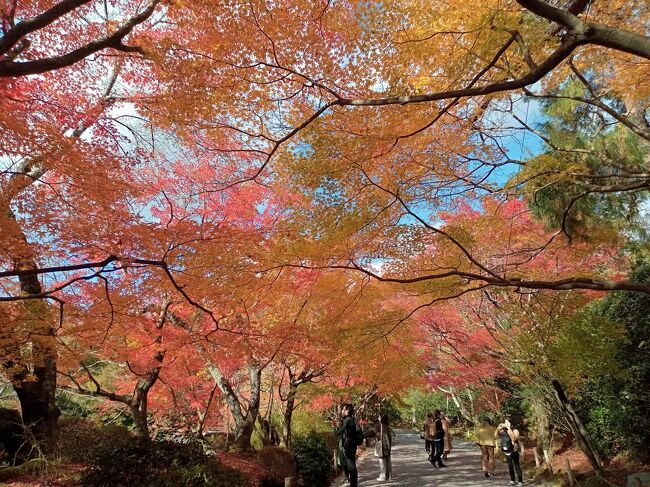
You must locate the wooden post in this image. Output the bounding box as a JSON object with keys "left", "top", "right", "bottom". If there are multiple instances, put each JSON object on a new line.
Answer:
{"left": 533, "top": 449, "right": 541, "bottom": 467}
{"left": 565, "top": 459, "right": 577, "bottom": 486}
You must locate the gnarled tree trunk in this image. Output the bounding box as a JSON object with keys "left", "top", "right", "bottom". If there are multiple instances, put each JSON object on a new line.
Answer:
{"left": 128, "top": 371, "right": 159, "bottom": 440}
{"left": 3, "top": 253, "right": 60, "bottom": 455}
{"left": 58, "top": 301, "right": 168, "bottom": 441}
{"left": 551, "top": 380, "right": 602, "bottom": 472}
{"left": 209, "top": 362, "right": 262, "bottom": 452}
{"left": 282, "top": 384, "right": 298, "bottom": 448}
{"left": 13, "top": 354, "right": 60, "bottom": 454}
{"left": 279, "top": 365, "right": 324, "bottom": 447}
{"left": 1, "top": 67, "right": 121, "bottom": 456}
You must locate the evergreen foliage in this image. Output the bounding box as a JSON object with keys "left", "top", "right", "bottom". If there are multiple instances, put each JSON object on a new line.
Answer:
{"left": 290, "top": 431, "right": 335, "bottom": 487}
{"left": 516, "top": 79, "right": 649, "bottom": 242}
{"left": 575, "top": 261, "right": 650, "bottom": 460}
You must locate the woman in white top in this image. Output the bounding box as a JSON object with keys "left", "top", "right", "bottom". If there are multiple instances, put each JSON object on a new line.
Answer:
{"left": 375, "top": 414, "right": 392, "bottom": 481}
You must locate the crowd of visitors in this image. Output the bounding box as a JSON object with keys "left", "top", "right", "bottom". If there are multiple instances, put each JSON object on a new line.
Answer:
{"left": 335, "top": 404, "right": 525, "bottom": 485}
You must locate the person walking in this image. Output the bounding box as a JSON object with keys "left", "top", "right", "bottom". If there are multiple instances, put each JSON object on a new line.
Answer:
{"left": 431, "top": 410, "right": 447, "bottom": 468}
{"left": 374, "top": 414, "right": 392, "bottom": 481}
{"left": 442, "top": 412, "right": 452, "bottom": 461}
{"left": 496, "top": 419, "right": 523, "bottom": 486}
{"left": 335, "top": 404, "right": 362, "bottom": 487}
{"left": 422, "top": 412, "right": 435, "bottom": 462}
{"left": 475, "top": 416, "right": 496, "bottom": 478}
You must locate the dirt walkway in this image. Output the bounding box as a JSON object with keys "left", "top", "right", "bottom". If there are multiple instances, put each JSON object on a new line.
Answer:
{"left": 333, "top": 429, "right": 530, "bottom": 486}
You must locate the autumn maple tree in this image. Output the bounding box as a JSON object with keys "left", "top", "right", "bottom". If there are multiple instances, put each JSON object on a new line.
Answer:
{"left": 1, "top": 0, "right": 648, "bottom": 461}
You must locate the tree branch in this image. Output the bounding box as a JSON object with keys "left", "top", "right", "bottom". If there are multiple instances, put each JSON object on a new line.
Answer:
{"left": 279, "top": 262, "right": 650, "bottom": 295}
{"left": 516, "top": 0, "right": 582, "bottom": 31}
{"left": 0, "top": 0, "right": 160, "bottom": 77}
{"left": 337, "top": 39, "right": 579, "bottom": 107}
{"left": 516, "top": 0, "right": 650, "bottom": 59}
{"left": 567, "top": 0, "right": 591, "bottom": 16}
{"left": 0, "top": 0, "right": 92, "bottom": 56}
{"left": 0, "top": 255, "right": 119, "bottom": 278}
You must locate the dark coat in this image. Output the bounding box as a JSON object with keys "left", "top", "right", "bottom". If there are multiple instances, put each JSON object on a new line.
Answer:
{"left": 336, "top": 415, "right": 358, "bottom": 452}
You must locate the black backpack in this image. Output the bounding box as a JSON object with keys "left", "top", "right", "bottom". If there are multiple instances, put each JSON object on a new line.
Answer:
{"left": 500, "top": 429, "right": 514, "bottom": 454}
{"left": 354, "top": 419, "right": 364, "bottom": 446}
{"left": 343, "top": 418, "right": 364, "bottom": 449}
{"left": 434, "top": 418, "right": 445, "bottom": 440}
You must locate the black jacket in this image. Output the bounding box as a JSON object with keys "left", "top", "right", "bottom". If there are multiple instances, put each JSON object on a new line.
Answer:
{"left": 336, "top": 416, "right": 358, "bottom": 452}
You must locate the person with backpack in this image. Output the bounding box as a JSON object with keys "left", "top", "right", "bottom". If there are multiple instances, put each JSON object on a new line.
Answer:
{"left": 335, "top": 403, "right": 364, "bottom": 487}
{"left": 496, "top": 419, "right": 523, "bottom": 486}
{"left": 431, "top": 410, "right": 447, "bottom": 468}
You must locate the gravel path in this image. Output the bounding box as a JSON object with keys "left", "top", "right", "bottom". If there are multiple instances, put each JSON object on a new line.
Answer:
{"left": 333, "top": 429, "right": 531, "bottom": 487}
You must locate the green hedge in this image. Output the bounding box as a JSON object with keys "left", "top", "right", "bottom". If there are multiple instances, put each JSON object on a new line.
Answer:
{"left": 290, "top": 431, "right": 335, "bottom": 487}
{"left": 80, "top": 439, "right": 250, "bottom": 487}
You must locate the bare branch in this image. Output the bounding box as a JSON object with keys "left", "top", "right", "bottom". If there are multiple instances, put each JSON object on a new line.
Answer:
{"left": 510, "top": 30, "right": 538, "bottom": 70}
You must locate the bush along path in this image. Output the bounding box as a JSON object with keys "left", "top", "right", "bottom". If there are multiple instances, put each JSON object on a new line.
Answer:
{"left": 333, "top": 429, "right": 533, "bottom": 487}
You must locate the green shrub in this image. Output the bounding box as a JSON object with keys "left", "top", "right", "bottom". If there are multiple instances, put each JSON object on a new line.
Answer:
{"left": 204, "top": 432, "right": 232, "bottom": 452}
{"left": 290, "top": 410, "right": 332, "bottom": 436}
{"left": 80, "top": 439, "right": 250, "bottom": 487}
{"left": 58, "top": 416, "right": 134, "bottom": 464}
{"left": 583, "top": 474, "right": 609, "bottom": 487}
{"left": 290, "top": 431, "right": 334, "bottom": 487}
{"left": 574, "top": 261, "right": 650, "bottom": 461}
{"left": 56, "top": 392, "right": 96, "bottom": 418}
{"left": 256, "top": 446, "right": 296, "bottom": 487}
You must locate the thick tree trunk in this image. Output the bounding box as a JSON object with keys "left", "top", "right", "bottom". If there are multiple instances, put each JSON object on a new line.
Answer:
{"left": 232, "top": 364, "right": 262, "bottom": 451}
{"left": 258, "top": 415, "right": 280, "bottom": 446}
{"left": 14, "top": 350, "right": 60, "bottom": 453}
{"left": 210, "top": 361, "right": 263, "bottom": 452}
{"left": 11, "top": 255, "right": 60, "bottom": 454}
{"left": 1, "top": 69, "right": 121, "bottom": 454}
{"left": 531, "top": 394, "right": 554, "bottom": 473}
{"left": 128, "top": 360, "right": 163, "bottom": 440}
{"left": 551, "top": 380, "right": 602, "bottom": 471}
{"left": 282, "top": 386, "right": 297, "bottom": 448}
{"left": 0, "top": 408, "right": 25, "bottom": 462}
{"left": 130, "top": 388, "right": 150, "bottom": 440}
{"left": 125, "top": 303, "right": 166, "bottom": 441}
{"left": 232, "top": 414, "right": 257, "bottom": 451}
{"left": 540, "top": 421, "right": 554, "bottom": 474}
{"left": 0, "top": 203, "right": 60, "bottom": 455}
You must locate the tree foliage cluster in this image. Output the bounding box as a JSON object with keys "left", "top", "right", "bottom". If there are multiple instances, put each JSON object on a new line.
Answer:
{"left": 415, "top": 259, "right": 650, "bottom": 469}
{"left": 0, "top": 0, "right": 648, "bottom": 478}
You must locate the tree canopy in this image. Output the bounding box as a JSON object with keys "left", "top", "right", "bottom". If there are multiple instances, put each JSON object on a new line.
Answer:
{"left": 0, "top": 0, "right": 648, "bottom": 464}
